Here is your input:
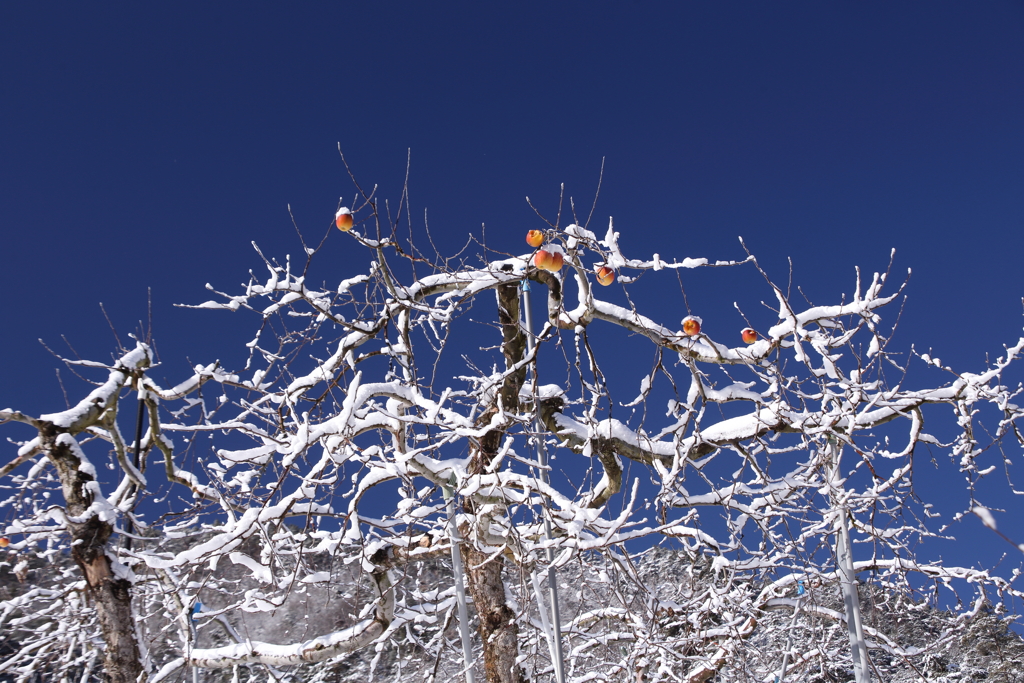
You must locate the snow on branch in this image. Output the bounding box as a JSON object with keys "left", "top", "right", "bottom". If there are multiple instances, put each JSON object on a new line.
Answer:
{"left": 5, "top": 191, "right": 1024, "bottom": 683}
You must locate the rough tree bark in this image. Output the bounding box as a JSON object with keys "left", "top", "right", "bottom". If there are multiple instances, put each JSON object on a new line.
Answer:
{"left": 44, "top": 423, "right": 143, "bottom": 679}
{"left": 2, "top": 349, "right": 149, "bottom": 683}
{"left": 463, "top": 280, "right": 529, "bottom": 683}
{"left": 46, "top": 424, "right": 143, "bottom": 683}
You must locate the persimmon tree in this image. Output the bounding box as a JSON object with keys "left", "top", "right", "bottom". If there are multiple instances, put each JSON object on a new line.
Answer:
{"left": 2, "top": 172, "right": 1024, "bottom": 683}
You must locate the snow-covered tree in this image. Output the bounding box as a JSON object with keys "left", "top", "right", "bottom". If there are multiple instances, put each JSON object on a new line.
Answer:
{"left": 3, "top": 173, "right": 1024, "bottom": 683}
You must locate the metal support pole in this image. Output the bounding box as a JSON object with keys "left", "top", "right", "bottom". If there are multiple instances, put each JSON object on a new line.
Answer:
{"left": 521, "top": 280, "right": 567, "bottom": 683}
{"left": 124, "top": 387, "right": 146, "bottom": 551}
{"left": 775, "top": 594, "right": 802, "bottom": 683}
{"left": 829, "top": 439, "right": 871, "bottom": 683}
{"left": 445, "top": 485, "right": 477, "bottom": 683}
{"left": 189, "top": 602, "right": 200, "bottom": 683}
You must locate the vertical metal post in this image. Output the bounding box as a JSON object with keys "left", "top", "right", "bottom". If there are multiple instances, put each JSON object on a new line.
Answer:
{"left": 445, "top": 486, "right": 477, "bottom": 683}
{"left": 124, "top": 387, "right": 146, "bottom": 551}
{"left": 189, "top": 602, "right": 200, "bottom": 683}
{"left": 775, "top": 594, "right": 802, "bottom": 683}
{"left": 521, "top": 280, "right": 567, "bottom": 683}
{"left": 829, "top": 439, "right": 871, "bottom": 683}
{"left": 404, "top": 385, "right": 474, "bottom": 683}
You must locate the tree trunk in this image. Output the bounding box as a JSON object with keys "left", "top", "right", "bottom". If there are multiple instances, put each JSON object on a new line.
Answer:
{"left": 47, "top": 427, "right": 143, "bottom": 683}
{"left": 463, "top": 543, "right": 526, "bottom": 683}
{"left": 463, "top": 280, "right": 528, "bottom": 683}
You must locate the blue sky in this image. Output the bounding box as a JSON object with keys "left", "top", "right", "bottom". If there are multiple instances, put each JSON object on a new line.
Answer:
{"left": 3, "top": 2, "right": 1024, "bottom": 586}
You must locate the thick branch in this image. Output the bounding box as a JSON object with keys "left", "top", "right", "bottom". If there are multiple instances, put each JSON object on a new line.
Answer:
{"left": 189, "top": 569, "right": 394, "bottom": 668}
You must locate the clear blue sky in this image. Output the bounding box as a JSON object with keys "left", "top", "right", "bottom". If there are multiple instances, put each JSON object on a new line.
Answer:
{"left": 3, "top": 2, "right": 1024, "bottom": 580}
